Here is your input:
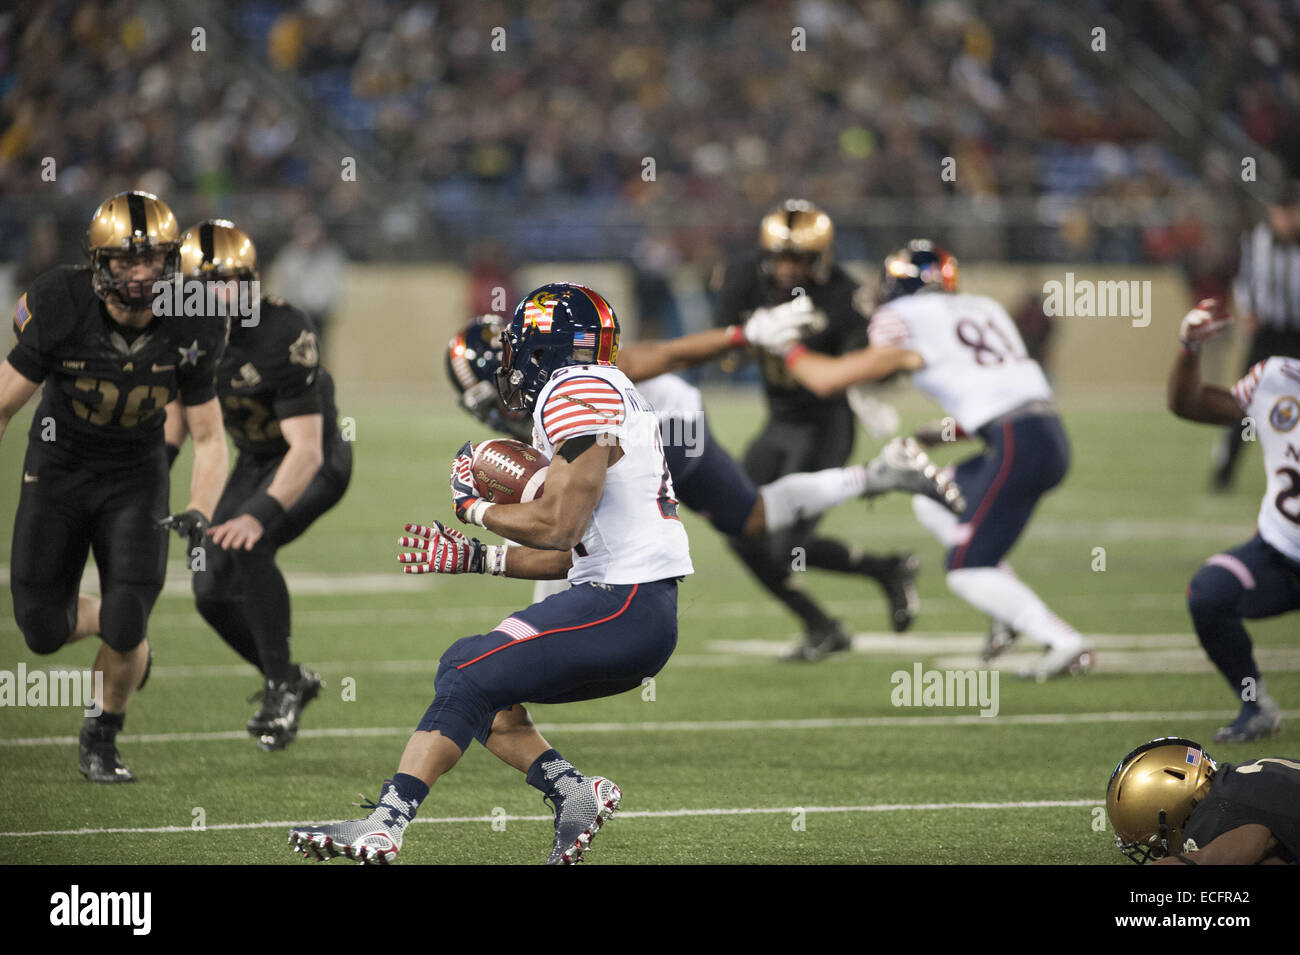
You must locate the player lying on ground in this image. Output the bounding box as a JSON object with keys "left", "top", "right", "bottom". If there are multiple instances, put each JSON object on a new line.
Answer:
{"left": 163, "top": 220, "right": 352, "bottom": 750}
{"left": 714, "top": 199, "right": 918, "bottom": 658}
{"left": 1167, "top": 299, "right": 1298, "bottom": 742}
{"left": 288, "top": 283, "right": 692, "bottom": 864}
{"left": 0, "top": 191, "right": 228, "bottom": 782}
{"left": 447, "top": 313, "right": 963, "bottom": 659}
{"left": 757, "top": 240, "right": 1093, "bottom": 680}
{"left": 1106, "top": 737, "right": 1298, "bottom": 864}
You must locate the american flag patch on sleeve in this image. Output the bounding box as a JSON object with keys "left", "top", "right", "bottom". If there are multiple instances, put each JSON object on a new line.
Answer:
{"left": 541, "top": 376, "right": 626, "bottom": 445}
{"left": 14, "top": 293, "right": 32, "bottom": 333}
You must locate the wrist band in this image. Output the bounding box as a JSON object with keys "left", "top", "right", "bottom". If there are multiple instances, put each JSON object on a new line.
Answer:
{"left": 784, "top": 344, "right": 809, "bottom": 367}
{"left": 166, "top": 444, "right": 180, "bottom": 468}
{"left": 465, "top": 499, "right": 493, "bottom": 526}
{"left": 725, "top": 324, "right": 747, "bottom": 348}
{"left": 242, "top": 491, "right": 286, "bottom": 528}
{"left": 485, "top": 545, "right": 508, "bottom": 576}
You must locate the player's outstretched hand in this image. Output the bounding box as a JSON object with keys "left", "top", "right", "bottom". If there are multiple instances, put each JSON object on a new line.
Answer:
{"left": 450, "top": 440, "right": 491, "bottom": 526}
{"left": 743, "top": 295, "right": 816, "bottom": 353}
{"left": 398, "top": 521, "right": 487, "bottom": 574}
{"left": 1178, "top": 298, "right": 1231, "bottom": 353}
{"left": 159, "top": 509, "right": 209, "bottom": 550}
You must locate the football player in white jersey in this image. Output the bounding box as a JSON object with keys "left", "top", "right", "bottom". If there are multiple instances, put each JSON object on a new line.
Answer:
{"left": 1169, "top": 298, "right": 1299, "bottom": 742}
{"left": 760, "top": 241, "right": 1095, "bottom": 679}
{"left": 287, "top": 284, "right": 693, "bottom": 865}
{"left": 447, "top": 314, "right": 964, "bottom": 655}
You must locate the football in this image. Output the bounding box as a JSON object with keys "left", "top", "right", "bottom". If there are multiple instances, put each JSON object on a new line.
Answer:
{"left": 470, "top": 438, "right": 548, "bottom": 504}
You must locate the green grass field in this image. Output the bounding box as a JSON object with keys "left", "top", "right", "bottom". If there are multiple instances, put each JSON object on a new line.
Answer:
{"left": 1, "top": 385, "right": 1296, "bottom": 865}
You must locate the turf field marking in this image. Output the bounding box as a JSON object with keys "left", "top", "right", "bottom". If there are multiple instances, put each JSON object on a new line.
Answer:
{"left": 4, "top": 709, "right": 1295, "bottom": 748}
{"left": 0, "top": 799, "right": 1104, "bottom": 838}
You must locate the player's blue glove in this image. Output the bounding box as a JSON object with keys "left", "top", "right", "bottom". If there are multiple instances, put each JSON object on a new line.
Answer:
{"left": 397, "top": 521, "right": 506, "bottom": 575}
{"left": 450, "top": 441, "right": 492, "bottom": 526}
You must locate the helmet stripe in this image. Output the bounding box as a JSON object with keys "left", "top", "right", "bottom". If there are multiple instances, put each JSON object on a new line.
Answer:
{"left": 574, "top": 286, "right": 617, "bottom": 363}
{"left": 199, "top": 221, "right": 216, "bottom": 267}
{"left": 127, "top": 193, "right": 147, "bottom": 242}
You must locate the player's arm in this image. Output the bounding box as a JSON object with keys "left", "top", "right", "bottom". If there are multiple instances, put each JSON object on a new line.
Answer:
{"left": 1167, "top": 300, "right": 1240, "bottom": 425}
{"left": 478, "top": 435, "right": 614, "bottom": 551}
{"left": 1153, "top": 824, "right": 1279, "bottom": 865}
{"left": 210, "top": 413, "right": 323, "bottom": 551}
{"left": 617, "top": 328, "right": 742, "bottom": 381}
{"left": 183, "top": 397, "right": 230, "bottom": 521}
{"left": 1167, "top": 350, "right": 1242, "bottom": 425}
{"left": 498, "top": 546, "right": 573, "bottom": 579}
{"left": 782, "top": 344, "right": 924, "bottom": 398}
{"left": 0, "top": 359, "right": 40, "bottom": 446}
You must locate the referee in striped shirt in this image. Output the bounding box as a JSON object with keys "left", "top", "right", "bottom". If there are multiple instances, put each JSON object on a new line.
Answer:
{"left": 1213, "top": 180, "right": 1300, "bottom": 490}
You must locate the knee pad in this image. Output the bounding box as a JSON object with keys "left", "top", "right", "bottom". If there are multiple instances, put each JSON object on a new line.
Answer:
{"left": 1187, "top": 563, "right": 1240, "bottom": 620}
{"left": 17, "top": 602, "right": 75, "bottom": 655}
{"left": 98, "top": 589, "right": 150, "bottom": 653}
{"left": 415, "top": 660, "right": 493, "bottom": 752}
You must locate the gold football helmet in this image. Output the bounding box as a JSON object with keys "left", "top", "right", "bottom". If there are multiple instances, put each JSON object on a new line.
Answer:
{"left": 178, "top": 219, "right": 258, "bottom": 281}
{"left": 86, "top": 190, "right": 180, "bottom": 307}
{"left": 758, "top": 199, "right": 834, "bottom": 287}
{"left": 1106, "top": 737, "right": 1217, "bottom": 863}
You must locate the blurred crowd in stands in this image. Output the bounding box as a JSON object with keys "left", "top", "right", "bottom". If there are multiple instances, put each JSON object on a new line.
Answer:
{"left": 2, "top": 0, "right": 1297, "bottom": 321}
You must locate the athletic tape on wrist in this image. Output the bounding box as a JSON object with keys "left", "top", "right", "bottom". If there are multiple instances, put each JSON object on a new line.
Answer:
{"left": 466, "top": 498, "right": 492, "bottom": 526}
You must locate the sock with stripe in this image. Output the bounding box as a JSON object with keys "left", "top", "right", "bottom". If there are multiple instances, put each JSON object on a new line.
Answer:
{"left": 526, "top": 749, "right": 581, "bottom": 796}
{"left": 913, "top": 494, "right": 961, "bottom": 548}
{"left": 389, "top": 772, "right": 430, "bottom": 811}
{"left": 946, "top": 566, "right": 1082, "bottom": 651}
{"left": 760, "top": 466, "right": 869, "bottom": 533}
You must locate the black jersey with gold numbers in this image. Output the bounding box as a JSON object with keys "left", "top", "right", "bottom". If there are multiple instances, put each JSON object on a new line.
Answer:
{"left": 713, "top": 256, "right": 871, "bottom": 420}
{"left": 1183, "top": 758, "right": 1300, "bottom": 863}
{"left": 217, "top": 298, "right": 339, "bottom": 457}
{"left": 8, "top": 266, "right": 225, "bottom": 467}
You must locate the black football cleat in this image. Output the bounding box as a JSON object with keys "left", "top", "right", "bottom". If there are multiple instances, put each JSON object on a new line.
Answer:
{"left": 877, "top": 553, "right": 920, "bottom": 633}
{"left": 248, "top": 665, "right": 323, "bottom": 751}
{"left": 79, "top": 725, "right": 136, "bottom": 783}
{"left": 781, "top": 620, "right": 853, "bottom": 662}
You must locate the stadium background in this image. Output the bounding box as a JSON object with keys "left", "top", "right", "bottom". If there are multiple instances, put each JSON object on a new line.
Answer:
{"left": 0, "top": 0, "right": 1297, "bottom": 866}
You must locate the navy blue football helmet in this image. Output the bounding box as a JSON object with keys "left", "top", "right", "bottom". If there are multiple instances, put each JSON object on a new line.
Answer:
{"left": 497, "top": 283, "right": 620, "bottom": 414}
{"left": 446, "top": 314, "right": 532, "bottom": 441}
{"left": 876, "top": 239, "right": 959, "bottom": 305}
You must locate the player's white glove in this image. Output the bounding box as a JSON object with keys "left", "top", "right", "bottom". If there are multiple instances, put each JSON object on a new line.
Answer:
{"left": 742, "top": 295, "right": 817, "bottom": 352}
{"left": 846, "top": 385, "right": 901, "bottom": 440}
{"left": 398, "top": 521, "right": 506, "bottom": 575}
{"left": 1178, "top": 298, "right": 1231, "bottom": 353}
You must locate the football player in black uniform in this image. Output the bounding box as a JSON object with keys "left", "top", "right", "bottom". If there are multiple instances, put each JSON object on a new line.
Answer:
{"left": 0, "top": 191, "right": 229, "bottom": 782}
{"left": 1107, "top": 737, "right": 1300, "bottom": 864}
{"left": 164, "top": 219, "right": 351, "bottom": 750}
{"left": 713, "top": 199, "right": 917, "bottom": 659}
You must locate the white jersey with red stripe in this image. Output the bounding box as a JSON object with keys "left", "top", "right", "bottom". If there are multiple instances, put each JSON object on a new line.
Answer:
{"left": 868, "top": 292, "right": 1053, "bottom": 432}
{"left": 532, "top": 363, "right": 693, "bottom": 585}
{"left": 1231, "top": 356, "right": 1300, "bottom": 562}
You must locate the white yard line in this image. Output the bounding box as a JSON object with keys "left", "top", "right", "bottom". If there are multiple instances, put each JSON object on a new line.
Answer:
{"left": 0, "top": 799, "right": 1103, "bottom": 838}
{"left": 3, "top": 709, "right": 1291, "bottom": 748}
